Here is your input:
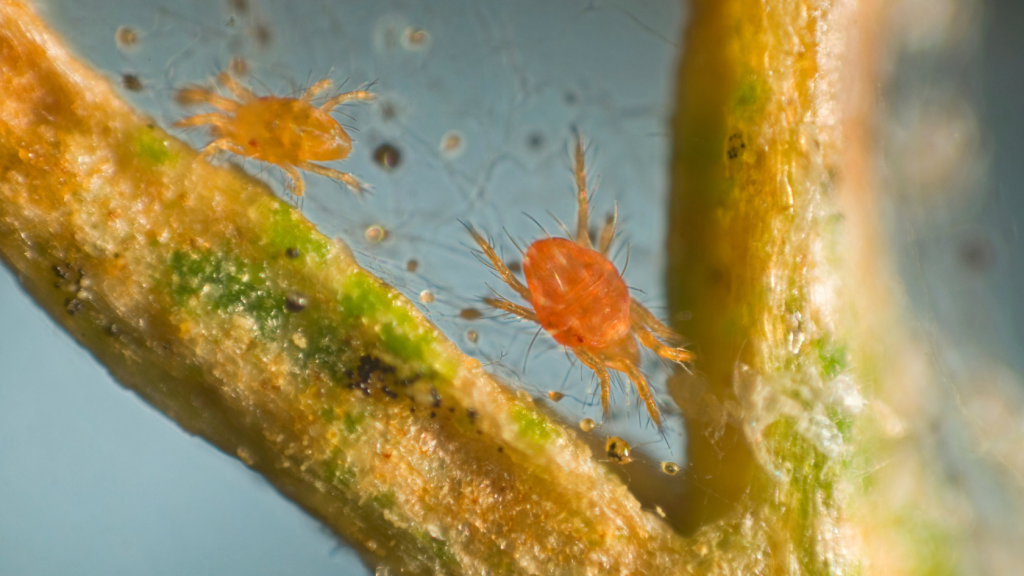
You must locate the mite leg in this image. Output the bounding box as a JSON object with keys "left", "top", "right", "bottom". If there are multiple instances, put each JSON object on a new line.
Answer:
{"left": 572, "top": 135, "right": 593, "bottom": 249}
{"left": 300, "top": 162, "right": 363, "bottom": 194}
{"left": 576, "top": 350, "right": 613, "bottom": 422}
{"left": 174, "top": 112, "right": 231, "bottom": 130}
{"left": 196, "top": 138, "right": 234, "bottom": 162}
{"left": 634, "top": 325, "right": 693, "bottom": 364}
{"left": 176, "top": 86, "right": 240, "bottom": 111}
{"left": 320, "top": 89, "right": 376, "bottom": 111}
{"left": 217, "top": 71, "right": 256, "bottom": 102}
{"left": 482, "top": 296, "right": 539, "bottom": 323}
{"left": 598, "top": 206, "right": 617, "bottom": 256}
{"left": 630, "top": 299, "right": 684, "bottom": 344}
{"left": 301, "top": 79, "right": 333, "bottom": 102}
{"left": 467, "top": 228, "right": 532, "bottom": 302}
{"left": 281, "top": 164, "right": 306, "bottom": 197}
{"left": 622, "top": 361, "right": 663, "bottom": 429}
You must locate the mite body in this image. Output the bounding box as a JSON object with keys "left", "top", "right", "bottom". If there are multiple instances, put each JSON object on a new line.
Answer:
{"left": 175, "top": 71, "right": 374, "bottom": 196}
{"left": 470, "top": 136, "right": 692, "bottom": 428}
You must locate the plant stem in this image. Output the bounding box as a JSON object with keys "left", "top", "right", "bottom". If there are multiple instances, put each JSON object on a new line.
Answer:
{"left": 0, "top": 1, "right": 691, "bottom": 573}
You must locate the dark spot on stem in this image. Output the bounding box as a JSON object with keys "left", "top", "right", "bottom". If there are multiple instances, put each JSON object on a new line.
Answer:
{"left": 285, "top": 292, "right": 309, "bottom": 312}
{"left": 727, "top": 132, "right": 745, "bottom": 160}
{"left": 64, "top": 298, "right": 82, "bottom": 315}
{"left": 285, "top": 247, "right": 301, "bottom": 259}
{"left": 53, "top": 263, "right": 71, "bottom": 279}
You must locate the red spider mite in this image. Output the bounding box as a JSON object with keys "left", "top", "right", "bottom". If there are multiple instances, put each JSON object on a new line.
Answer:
{"left": 174, "top": 70, "right": 375, "bottom": 196}
{"left": 469, "top": 135, "right": 693, "bottom": 428}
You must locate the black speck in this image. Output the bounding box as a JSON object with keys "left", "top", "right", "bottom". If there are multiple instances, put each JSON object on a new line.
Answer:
{"left": 410, "top": 406, "right": 416, "bottom": 413}
{"left": 373, "top": 143, "right": 402, "bottom": 171}
{"left": 382, "top": 386, "right": 398, "bottom": 399}
{"left": 430, "top": 411, "right": 436, "bottom": 418}
{"left": 350, "top": 381, "right": 372, "bottom": 397}
{"left": 448, "top": 407, "right": 455, "bottom": 413}
{"left": 53, "top": 263, "right": 71, "bottom": 279}
{"left": 355, "top": 356, "right": 396, "bottom": 383}
{"left": 526, "top": 131, "right": 544, "bottom": 151}
{"left": 727, "top": 132, "right": 745, "bottom": 160}
{"left": 430, "top": 388, "right": 442, "bottom": 408}
{"left": 121, "top": 74, "right": 143, "bottom": 92}
{"left": 285, "top": 292, "right": 309, "bottom": 312}
{"left": 506, "top": 260, "right": 521, "bottom": 274}
{"left": 467, "top": 409, "right": 477, "bottom": 423}
{"left": 960, "top": 237, "right": 994, "bottom": 272}
{"left": 252, "top": 22, "right": 272, "bottom": 47}
{"left": 497, "top": 447, "right": 503, "bottom": 453}
{"left": 64, "top": 298, "right": 82, "bottom": 315}
{"left": 285, "top": 247, "right": 301, "bottom": 259}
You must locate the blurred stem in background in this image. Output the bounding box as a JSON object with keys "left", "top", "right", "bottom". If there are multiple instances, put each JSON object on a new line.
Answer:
{"left": 670, "top": 0, "right": 1024, "bottom": 575}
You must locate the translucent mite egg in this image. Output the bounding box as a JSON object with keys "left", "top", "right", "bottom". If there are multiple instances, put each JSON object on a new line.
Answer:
{"left": 365, "top": 224, "right": 388, "bottom": 242}
{"left": 579, "top": 418, "right": 596, "bottom": 432}
{"left": 661, "top": 461, "right": 680, "bottom": 476}
{"left": 115, "top": 26, "right": 139, "bottom": 50}
{"left": 439, "top": 130, "right": 465, "bottom": 159}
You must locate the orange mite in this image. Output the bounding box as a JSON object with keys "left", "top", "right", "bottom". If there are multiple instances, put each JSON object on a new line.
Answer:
{"left": 174, "top": 71, "right": 374, "bottom": 196}
{"left": 469, "top": 136, "right": 693, "bottom": 428}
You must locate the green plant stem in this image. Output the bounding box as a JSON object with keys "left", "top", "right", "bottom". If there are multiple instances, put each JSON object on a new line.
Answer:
{"left": 666, "top": 0, "right": 883, "bottom": 574}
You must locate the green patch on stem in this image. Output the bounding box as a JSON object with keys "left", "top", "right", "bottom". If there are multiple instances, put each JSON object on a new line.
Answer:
{"left": 512, "top": 405, "right": 557, "bottom": 447}
{"left": 343, "top": 411, "right": 365, "bottom": 435}
{"left": 414, "top": 529, "right": 460, "bottom": 570}
{"left": 371, "top": 491, "right": 397, "bottom": 510}
{"left": 257, "top": 201, "right": 331, "bottom": 261}
{"left": 169, "top": 249, "right": 287, "bottom": 338}
{"left": 320, "top": 406, "right": 336, "bottom": 423}
{"left": 763, "top": 417, "right": 843, "bottom": 574}
{"left": 323, "top": 449, "right": 356, "bottom": 488}
{"left": 814, "top": 337, "right": 848, "bottom": 379}
{"left": 339, "top": 272, "right": 457, "bottom": 379}
{"left": 732, "top": 76, "right": 768, "bottom": 121}
{"left": 133, "top": 127, "right": 175, "bottom": 165}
